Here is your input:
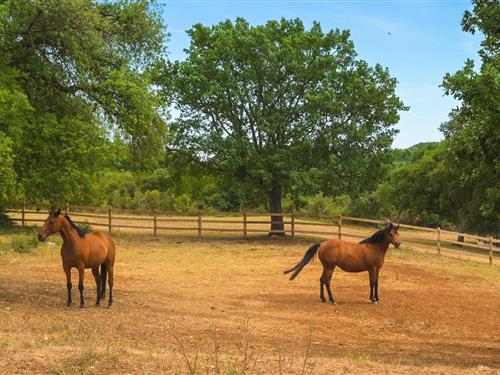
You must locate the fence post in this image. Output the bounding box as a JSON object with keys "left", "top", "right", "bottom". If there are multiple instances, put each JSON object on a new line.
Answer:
{"left": 198, "top": 211, "right": 202, "bottom": 237}
{"left": 65, "top": 202, "right": 69, "bottom": 215}
{"left": 337, "top": 215, "right": 342, "bottom": 240}
{"left": 437, "top": 226, "right": 441, "bottom": 255}
{"left": 21, "top": 202, "right": 25, "bottom": 227}
{"left": 243, "top": 211, "right": 247, "bottom": 239}
{"left": 153, "top": 209, "right": 157, "bottom": 237}
{"left": 108, "top": 206, "right": 112, "bottom": 233}
{"left": 489, "top": 236, "right": 493, "bottom": 265}
{"left": 291, "top": 209, "right": 295, "bottom": 240}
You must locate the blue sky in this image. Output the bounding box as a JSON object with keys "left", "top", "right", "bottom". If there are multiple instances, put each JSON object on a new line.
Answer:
{"left": 159, "top": 0, "right": 481, "bottom": 148}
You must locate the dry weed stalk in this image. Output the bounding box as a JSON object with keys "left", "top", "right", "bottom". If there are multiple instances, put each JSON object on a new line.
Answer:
{"left": 301, "top": 327, "right": 313, "bottom": 375}
{"left": 238, "top": 318, "right": 254, "bottom": 374}
{"left": 168, "top": 327, "right": 199, "bottom": 375}
{"left": 210, "top": 324, "right": 221, "bottom": 375}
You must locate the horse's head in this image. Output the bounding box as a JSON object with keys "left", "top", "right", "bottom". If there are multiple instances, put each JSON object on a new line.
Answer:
{"left": 38, "top": 209, "right": 64, "bottom": 242}
{"left": 385, "top": 222, "right": 401, "bottom": 248}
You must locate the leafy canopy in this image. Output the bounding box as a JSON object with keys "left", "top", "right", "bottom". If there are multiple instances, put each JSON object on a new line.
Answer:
{"left": 167, "top": 18, "right": 406, "bottom": 215}
{"left": 0, "top": 0, "right": 169, "bottom": 205}
{"left": 440, "top": 0, "right": 499, "bottom": 231}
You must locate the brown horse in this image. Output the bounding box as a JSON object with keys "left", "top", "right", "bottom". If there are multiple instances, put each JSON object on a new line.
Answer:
{"left": 38, "top": 209, "right": 116, "bottom": 308}
{"left": 284, "top": 222, "right": 400, "bottom": 304}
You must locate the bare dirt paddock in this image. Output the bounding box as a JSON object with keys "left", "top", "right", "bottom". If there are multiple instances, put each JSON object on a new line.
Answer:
{"left": 0, "top": 233, "right": 499, "bottom": 374}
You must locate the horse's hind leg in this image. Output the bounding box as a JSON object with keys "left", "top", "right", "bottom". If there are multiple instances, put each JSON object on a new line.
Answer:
{"left": 324, "top": 267, "right": 336, "bottom": 305}
{"left": 320, "top": 270, "right": 326, "bottom": 303}
{"left": 91, "top": 267, "right": 101, "bottom": 306}
{"left": 107, "top": 263, "right": 114, "bottom": 307}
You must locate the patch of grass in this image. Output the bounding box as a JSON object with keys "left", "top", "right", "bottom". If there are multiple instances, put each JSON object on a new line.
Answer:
{"left": 10, "top": 233, "right": 39, "bottom": 253}
{"left": 393, "top": 318, "right": 406, "bottom": 326}
{"left": 224, "top": 366, "right": 239, "bottom": 375}
{"left": 389, "top": 245, "right": 500, "bottom": 283}
{"left": 346, "top": 352, "right": 372, "bottom": 362}
{"left": 50, "top": 347, "right": 97, "bottom": 375}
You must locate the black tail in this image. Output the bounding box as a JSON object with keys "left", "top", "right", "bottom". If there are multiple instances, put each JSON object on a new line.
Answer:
{"left": 100, "top": 263, "right": 107, "bottom": 298}
{"left": 284, "top": 243, "right": 320, "bottom": 281}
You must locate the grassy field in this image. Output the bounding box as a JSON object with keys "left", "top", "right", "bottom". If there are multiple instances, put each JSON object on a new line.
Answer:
{"left": 0, "top": 228, "right": 499, "bottom": 374}
{"left": 7, "top": 209, "right": 498, "bottom": 264}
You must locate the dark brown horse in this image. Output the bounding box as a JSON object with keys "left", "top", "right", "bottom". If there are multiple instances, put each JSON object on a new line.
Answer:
{"left": 285, "top": 222, "right": 400, "bottom": 304}
{"left": 38, "top": 209, "right": 116, "bottom": 308}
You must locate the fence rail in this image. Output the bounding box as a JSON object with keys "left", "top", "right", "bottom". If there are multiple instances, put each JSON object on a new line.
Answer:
{"left": 5, "top": 203, "right": 500, "bottom": 265}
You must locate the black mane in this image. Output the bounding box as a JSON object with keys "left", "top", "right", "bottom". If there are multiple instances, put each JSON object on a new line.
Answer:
{"left": 64, "top": 214, "right": 86, "bottom": 237}
{"left": 359, "top": 229, "right": 387, "bottom": 244}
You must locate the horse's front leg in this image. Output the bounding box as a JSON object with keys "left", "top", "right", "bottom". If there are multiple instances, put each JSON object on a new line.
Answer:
{"left": 374, "top": 267, "right": 381, "bottom": 303}
{"left": 63, "top": 263, "right": 72, "bottom": 307}
{"left": 77, "top": 266, "right": 85, "bottom": 308}
{"left": 368, "top": 268, "right": 377, "bottom": 304}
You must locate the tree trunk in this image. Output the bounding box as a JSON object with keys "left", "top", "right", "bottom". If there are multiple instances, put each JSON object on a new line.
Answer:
{"left": 268, "top": 184, "right": 285, "bottom": 236}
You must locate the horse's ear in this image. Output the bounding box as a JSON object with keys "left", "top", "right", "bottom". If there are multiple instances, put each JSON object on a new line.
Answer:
{"left": 385, "top": 220, "right": 393, "bottom": 230}
{"left": 55, "top": 208, "right": 61, "bottom": 216}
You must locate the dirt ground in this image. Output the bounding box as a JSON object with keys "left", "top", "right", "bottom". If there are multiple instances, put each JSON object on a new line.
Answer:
{"left": 0, "top": 232, "right": 499, "bottom": 374}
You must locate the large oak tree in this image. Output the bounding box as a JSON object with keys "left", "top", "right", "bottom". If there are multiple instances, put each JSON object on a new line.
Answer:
{"left": 168, "top": 18, "right": 406, "bottom": 233}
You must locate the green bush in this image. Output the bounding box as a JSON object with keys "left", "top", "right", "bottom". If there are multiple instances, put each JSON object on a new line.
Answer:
{"left": 303, "top": 193, "right": 351, "bottom": 218}
{"left": 10, "top": 234, "right": 38, "bottom": 253}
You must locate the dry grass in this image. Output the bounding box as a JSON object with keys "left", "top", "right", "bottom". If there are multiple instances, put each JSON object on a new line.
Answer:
{"left": 8, "top": 210, "right": 498, "bottom": 264}
{"left": 0, "top": 232, "right": 499, "bottom": 374}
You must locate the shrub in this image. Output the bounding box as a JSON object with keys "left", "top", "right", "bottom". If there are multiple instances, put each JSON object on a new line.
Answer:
{"left": 10, "top": 234, "right": 38, "bottom": 253}
{"left": 0, "top": 211, "right": 14, "bottom": 227}
{"left": 303, "top": 193, "right": 351, "bottom": 218}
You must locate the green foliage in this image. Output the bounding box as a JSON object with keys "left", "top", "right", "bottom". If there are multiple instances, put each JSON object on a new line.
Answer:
{"left": 439, "top": 0, "right": 499, "bottom": 232}
{"left": 390, "top": 142, "right": 439, "bottom": 167}
{"left": 10, "top": 233, "right": 38, "bottom": 253}
{"left": 304, "top": 193, "right": 351, "bottom": 218}
{"left": 167, "top": 18, "right": 406, "bottom": 217}
{"left": 0, "top": 133, "right": 16, "bottom": 208}
{"left": 0, "top": 0, "right": 168, "bottom": 207}
{"left": 344, "top": 2, "right": 499, "bottom": 235}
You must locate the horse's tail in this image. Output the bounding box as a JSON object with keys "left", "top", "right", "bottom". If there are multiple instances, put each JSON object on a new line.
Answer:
{"left": 100, "top": 263, "right": 107, "bottom": 298}
{"left": 284, "top": 243, "right": 320, "bottom": 281}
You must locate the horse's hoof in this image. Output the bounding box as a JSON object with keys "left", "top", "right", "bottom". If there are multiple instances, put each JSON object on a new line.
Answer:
{"left": 321, "top": 300, "right": 326, "bottom": 304}
{"left": 79, "top": 304, "right": 85, "bottom": 309}
{"left": 330, "top": 300, "right": 337, "bottom": 305}
{"left": 95, "top": 303, "right": 101, "bottom": 307}
{"left": 371, "top": 300, "right": 379, "bottom": 305}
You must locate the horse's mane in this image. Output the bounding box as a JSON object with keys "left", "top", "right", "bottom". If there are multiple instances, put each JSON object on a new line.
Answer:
{"left": 359, "top": 229, "right": 387, "bottom": 244}
{"left": 64, "top": 214, "right": 86, "bottom": 238}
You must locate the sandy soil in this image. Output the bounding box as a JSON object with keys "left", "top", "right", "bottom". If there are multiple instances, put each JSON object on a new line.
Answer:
{"left": 0, "top": 233, "right": 499, "bottom": 374}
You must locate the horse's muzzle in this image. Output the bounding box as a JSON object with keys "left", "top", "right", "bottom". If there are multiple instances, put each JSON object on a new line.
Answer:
{"left": 394, "top": 242, "right": 401, "bottom": 248}
{"left": 37, "top": 233, "right": 46, "bottom": 242}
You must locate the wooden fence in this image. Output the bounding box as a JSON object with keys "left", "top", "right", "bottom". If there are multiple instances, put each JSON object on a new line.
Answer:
{"left": 5, "top": 203, "right": 500, "bottom": 265}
